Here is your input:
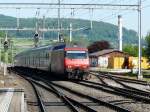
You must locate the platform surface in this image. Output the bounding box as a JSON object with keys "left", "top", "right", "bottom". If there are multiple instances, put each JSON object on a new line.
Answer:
{"left": 0, "top": 88, "right": 25, "bottom": 112}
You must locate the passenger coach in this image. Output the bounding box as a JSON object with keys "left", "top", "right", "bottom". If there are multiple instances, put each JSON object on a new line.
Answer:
{"left": 14, "top": 42, "right": 90, "bottom": 80}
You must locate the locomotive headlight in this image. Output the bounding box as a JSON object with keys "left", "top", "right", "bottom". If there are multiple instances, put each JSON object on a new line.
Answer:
{"left": 67, "top": 65, "right": 72, "bottom": 69}
{"left": 83, "top": 65, "right": 88, "bottom": 69}
{"left": 66, "top": 65, "right": 73, "bottom": 72}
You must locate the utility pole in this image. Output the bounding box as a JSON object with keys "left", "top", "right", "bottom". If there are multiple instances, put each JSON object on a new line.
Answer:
{"left": 90, "top": 8, "right": 93, "bottom": 29}
{"left": 138, "top": 0, "right": 142, "bottom": 80}
{"left": 34, "top": 14, "right": 39, "bottom": 47}
{"left": 118, "top": 15, "right": 123, "bottom": 51}
{"left": 42, "top": 16, "right": 45, "bottom": 40}
{"left": 16, "top": 8, "right": 20, "bottom": 29}
{"left": 69, "top": 23, "right": 72, "bottom": 42}
{"left": 10, "top": 40, "right": 13, "bottom": 66}
{"left": 0, "top": 38, "right": 1, "bottom": 68}
{"left": 58, "top": 0, "right": 61, "bottom": 42}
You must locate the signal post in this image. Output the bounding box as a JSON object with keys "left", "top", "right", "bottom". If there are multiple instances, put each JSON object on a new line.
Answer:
{"left": 3, "top": 32, "right": 9, "bottom": 76}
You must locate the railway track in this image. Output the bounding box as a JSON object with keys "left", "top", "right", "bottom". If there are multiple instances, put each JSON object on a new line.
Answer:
{"left": 99, "top": 73, "right": 149, "bottom": 95}
{"left": 29, "top": 77, "right": 97, "bottom": 112}
{"left": 88, "top": 72, "right": 150, "bottom": 102}
{"left": 91, "top": 71, "right": 148, "bottom": 85}
{"left": 20, "top": 75, "right": 47, "bottom": 112}
{"left": 80, "top": 80, "right": 150, "bottom": 102}
{"left": 91, "top": 72, "right": 150, "bottom": 96}
{"left": 40, "top": 79, "right": 131, "bottom": 112}
{"left": 11, "top": 67, "right": 131, "bottom": 112}
{"left": 11, "top": 69, "right": 98, "bottom": 112}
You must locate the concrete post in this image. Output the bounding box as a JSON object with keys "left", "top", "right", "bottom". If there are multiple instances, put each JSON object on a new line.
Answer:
{"left": 4, "top": 51, "right": 8, "bottom": 76}
{"left": 58, "top": 0, "right": 61, "bottom": 42}
{"left": 118, "top": 15, "right": 123, "bottom": 51}
{"left": 138, "top": 0, "right": 143, "bottom": 80}
{"left": 70, "top": 23, "right": 72, "bottom": 42}
{"left": 0, "top": 39, "right": 1, "bottom": 68}
{"left": 3, "top": 32, "right": 8, "bottom": 76}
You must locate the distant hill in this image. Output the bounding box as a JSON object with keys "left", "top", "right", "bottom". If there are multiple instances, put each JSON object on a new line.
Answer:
{"left": 0, "top": 14, "right": 138, "bottom": 46}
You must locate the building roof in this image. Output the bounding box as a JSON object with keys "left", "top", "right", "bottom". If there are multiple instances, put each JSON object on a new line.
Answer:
{"left": 89, "top": 49, "right": 129, "bottom": 57}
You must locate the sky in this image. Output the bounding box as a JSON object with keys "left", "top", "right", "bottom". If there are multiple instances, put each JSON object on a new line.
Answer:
{"left": 0, "top": 0, "right": 149, "bottom": 36}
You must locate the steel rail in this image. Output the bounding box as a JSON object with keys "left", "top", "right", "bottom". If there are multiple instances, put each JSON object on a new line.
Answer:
{"left": 46, "top": 81, "right": 131, "bottom": 112}
{"left": 17, "top": 73, "right": 80, "bottom": 112}
{"left": 13, "top": 67, "right": 130, "bottom": 112}
{"left": 85, "top": 80, "right": 150, "bottom": 101}
{"left": 98, "top": 71, "right": 147, "bottom": 83}
{"left": 13, "top": 69, "right": 97, "bottom": 112}
{"left": 27, "top": 79, "right": 97, "bottom": 112}
{"left": 96, "top": 73, "right": 150, "bottom": 97}
{"left": 10, "top": 67, "right": 130, "bottom": 112}
{"left": 22, "top": 76, "right": 47, "bottom": 112}
{"left": 90, "top": 71, "right": 148, "bottom": 85}
{"left": 44, "top": 80, "right": 97, "bottom": 112}
{"left": 71, "top": 80, "right": 150, "bottom": 103}
{"left": 10, "top": 67, "right": 131, "bottom": 111}
{"left": 91, "top": 72, "right": 150, "bottom": 96}
{"left": 91, "top": 72, "right": 150, "bottom": 97}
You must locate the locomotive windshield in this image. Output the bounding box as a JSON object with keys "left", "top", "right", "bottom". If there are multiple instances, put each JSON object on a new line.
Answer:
{"left": 66, "top": 51, "right": 88, "bottom": 59}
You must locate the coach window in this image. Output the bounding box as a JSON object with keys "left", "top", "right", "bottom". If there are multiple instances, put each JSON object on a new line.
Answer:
{"left": 44, "top": 51, "right": 46, "bottom": 65}
{"left": 33, "top": 55, "right": 35, "bottom": 66}
{"left": 25, "top": 57, "right": 26, "bottom": 65}
{"left": 39, "top": 52, "right": 40, "bottom": 66}
{"left": 28, "top": 56, "right": 29, "bottom": 66}
{"left": 40, "top": 52, "right": 42, "bottom": 66}
{"left": 40, "top": 52, "right": 43, "bottom": 66}
{"left": 29, "top": 55, "right": 30, "bottom": 65}
{"left": 32, "top": 55, "right": 34, "bottom": 66}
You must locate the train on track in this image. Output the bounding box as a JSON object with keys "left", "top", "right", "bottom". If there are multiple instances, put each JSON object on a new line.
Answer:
{"left": 14, "top": 42, "right": 90, "bottom": 80}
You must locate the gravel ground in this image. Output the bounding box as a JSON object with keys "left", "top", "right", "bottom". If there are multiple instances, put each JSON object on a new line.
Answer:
{"left": 90, "top": 74, "right": 150, "bottom": 112}
{"left": 1, "top": 71, "right": 150, "bottom": 112}
{"left": 35, "top": 84, "right": 71, "bottom": 112}
{"left": 52, "top": 80, "right": 125, "bottom": 112}
{"left": 50, "top": 81, "right": 110, "bottom": 112}
{"left": 52, "top": 76, "right": 150, "bottom": 112}
{"left": 122, "top": 82, "right": 150, "bottom": 91}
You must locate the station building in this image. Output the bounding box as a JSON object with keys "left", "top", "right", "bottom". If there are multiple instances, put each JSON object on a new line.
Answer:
{"left": 89, "top": 49, "right": 150, "bottom": 69}
{"left": 89, "top": 49, "right": 130, "bottom": 69}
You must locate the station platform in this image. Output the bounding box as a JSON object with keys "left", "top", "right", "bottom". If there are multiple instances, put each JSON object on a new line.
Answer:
{"left": 0, "top": 88, "right": 26, "bottom": 112}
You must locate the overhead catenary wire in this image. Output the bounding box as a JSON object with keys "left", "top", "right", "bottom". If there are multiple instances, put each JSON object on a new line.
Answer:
{"left": 0, "top": 1, "right": 144, "bottom": 32}
{"left": 97, "top": 0, "right": 148, "bottom": 22}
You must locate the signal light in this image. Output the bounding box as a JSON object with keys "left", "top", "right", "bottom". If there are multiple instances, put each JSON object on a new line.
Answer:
{"left": 67, "top": 65, "right": 72, "bottom": 69}
{"left": 34, "top": 33, "right": 39, "bottom": 38}
{"left": 3, "top": 41, "right": 9, "bottom": 50}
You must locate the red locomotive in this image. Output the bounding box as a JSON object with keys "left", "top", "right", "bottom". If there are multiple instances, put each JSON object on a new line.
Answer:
{"left": 14, "top": 42, "right": 90, "bottom": 80}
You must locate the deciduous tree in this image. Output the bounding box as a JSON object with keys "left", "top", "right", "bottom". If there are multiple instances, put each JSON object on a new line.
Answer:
{"left": 145, "top": 32, "right": 150, "bottom": 61}
{"left": 88, "top": 40, "right": 111, "bottom": 53}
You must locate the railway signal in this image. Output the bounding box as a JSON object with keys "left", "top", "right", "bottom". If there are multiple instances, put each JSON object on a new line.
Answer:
{"left": 59, "top": 33, "right": 64, "bottom": 42}
{"left": 3, "top": 40, "right": 9, "bottom": 51}
{"left": 34, "top": 33, "right": 39, "bottom": 47}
